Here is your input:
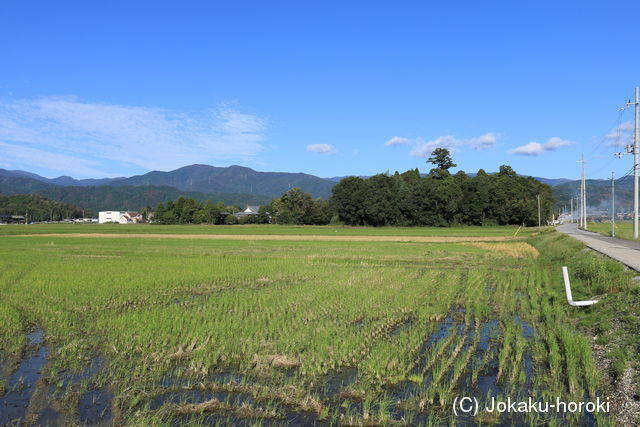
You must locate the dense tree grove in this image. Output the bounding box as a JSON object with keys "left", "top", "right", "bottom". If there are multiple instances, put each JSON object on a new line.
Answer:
{"left": 0, "top": 194, "right": 87, "bottom": 221}
{"left": 330, "top": 150, "right": 553, "bottom": 226}
{"left": 153, "top": 197, "right": 239, "bottom": 224}
{"left": 267, "top": 188, "right": 331, "bottom": 225}
{"left": 152, "top": 189, "right": 331, "bottom": 225}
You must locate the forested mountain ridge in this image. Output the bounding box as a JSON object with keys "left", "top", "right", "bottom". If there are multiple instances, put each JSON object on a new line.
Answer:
{"left": 553, "top": 175, "right": 634, "bottom": 211}
{"left": 0, "top": 174, "right": 270, "bottom": 212}
{"left": 0, "top": 164, "right": 335, "bottom": 199}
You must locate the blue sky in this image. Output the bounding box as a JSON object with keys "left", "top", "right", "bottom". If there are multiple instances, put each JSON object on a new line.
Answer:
{"left": 1, "top": 1, "right": 639, "bottom": 181}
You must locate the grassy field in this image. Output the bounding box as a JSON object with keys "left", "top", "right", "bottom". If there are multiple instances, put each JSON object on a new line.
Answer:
{"left": 587, "top": 221, "right": 638, "bottom": 241}
{"left": 0, "top": 225, "right": 636, "bottom": 425}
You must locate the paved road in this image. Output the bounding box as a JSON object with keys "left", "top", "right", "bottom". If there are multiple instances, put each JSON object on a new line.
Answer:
{"left": 557, "top": 223, "right": 640, "bottom": 272}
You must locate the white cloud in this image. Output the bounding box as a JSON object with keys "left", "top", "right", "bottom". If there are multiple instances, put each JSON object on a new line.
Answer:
{"left": 0, "top": 141, "right": 106, "bottom": 176}
{"left": 605, "top": 121, "right": 633, "bottom": 147}
{"left": 509, "top": 142, "right": 546, "bottom": 156}
{"left": 409, "top": 133, "right": 497, "bottom": 158}
{"left": 384, "top": 136, "right": 410, "bottom": 146}
{"left": 510, "top": 137, "right": 574, "bottom": 156}
{"left": 0, "top": 96, "right": 268, "bottom": 177}
{"left": 307, "top": 144, "right": 336, "bottom": 154}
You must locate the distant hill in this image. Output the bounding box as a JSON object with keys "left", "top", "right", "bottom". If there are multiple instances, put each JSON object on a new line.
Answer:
{"left": 0, "top": 169, "right": 125, "bottom": 187}
{"left": 0, "top": 174, "right": 271, "bottom": 212}
{"left": 533, "top": 177, "right": 573, "bottom": 186}
{"left": 2, "top": 164, "right": 336, "bottom": 199}
{"left": 552, "top": 175, "right": 634, "bottom": 211}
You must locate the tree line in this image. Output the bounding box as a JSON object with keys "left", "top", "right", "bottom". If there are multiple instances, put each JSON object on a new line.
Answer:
{"left": 152, "top": 190, "right": 331, "bottom": 225}
{"left": 0, "top": 194, "right": 88, "bottom": 221}
{"left": 153, "top": 198, "right": 237, "bottom": 224}
{"left": 153, "top": 149, "right": 553, "bottom": 226}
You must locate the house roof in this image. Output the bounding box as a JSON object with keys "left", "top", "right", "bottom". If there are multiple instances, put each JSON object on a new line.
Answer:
{"left": 244, "top": 205, "right": 261, "bottom": 213}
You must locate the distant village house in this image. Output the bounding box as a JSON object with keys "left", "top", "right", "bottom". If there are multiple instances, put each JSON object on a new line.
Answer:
{"left": 233, "top": 205, "right": 261, "bottom": 220}
{"left": 0, "top": 214, "right": 26, "bottom": 224}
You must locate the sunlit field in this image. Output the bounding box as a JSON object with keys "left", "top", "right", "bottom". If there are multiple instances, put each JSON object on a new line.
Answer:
{"left": 0, "top": 225, "right": 634, "bottom": 425}
{"left": 0, "top": 223, "right": 538, "bottom": 237}
{"left": 587, "top": 221, "right": 638, "bottom": 241}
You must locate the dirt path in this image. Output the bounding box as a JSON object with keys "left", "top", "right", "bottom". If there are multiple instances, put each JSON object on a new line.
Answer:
{"left": 6, "top": 233, "right": 524, "bottom": 243}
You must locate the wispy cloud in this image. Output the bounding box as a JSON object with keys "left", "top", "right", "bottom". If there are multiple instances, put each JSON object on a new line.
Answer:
{"left": 384, "top": 136, "right": 410, "bottom": 146}
{"left": 0, "top": 141, "right": 105, "bottom": 176}
{"left": 307, "top": 143, "right": 336, "bottom": 154}
{"left": 408, "top": 133, "right": 498, "bottom": 158}
{"left": 604, "top": 121, "right": 633, "bottom": 147}
{"left": 509, "top": 137, "right": 574, "bottom": 156}
{"left": 0, "top": 96, "right": 268, "bottom": 177}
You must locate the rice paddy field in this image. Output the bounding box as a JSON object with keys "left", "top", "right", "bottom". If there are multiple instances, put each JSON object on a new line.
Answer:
{"left": 587, "top": 221, "right": 638, "bottom": 242}
{"left": 0, "top": 224, "right": 638, "bottom": 425}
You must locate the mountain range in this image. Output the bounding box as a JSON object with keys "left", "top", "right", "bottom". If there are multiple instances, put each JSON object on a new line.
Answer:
{"left": 0, "top": 165, "right": 635, "bottom": 214}
{"left": 2, "top": 164, "right": 335, "bottom": 198}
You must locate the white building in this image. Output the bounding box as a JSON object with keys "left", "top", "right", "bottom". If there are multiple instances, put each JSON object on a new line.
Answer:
{"left": 99, "top": 211, "right": 127, "bottom": 224}
{"left": 98, "top": 211, "right": 144, "bottom": 224}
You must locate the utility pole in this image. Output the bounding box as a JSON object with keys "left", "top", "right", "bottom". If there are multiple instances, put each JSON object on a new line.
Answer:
{"left": 611, "top": 172, "right": 615, "bottom": 237}
{"left": 634, "top": 87, "right": 639, "bottom": 239}
{"left": 537, "top": 194, "right": 541, "bottom": 230}
{"left": 570, "top": 197, "right": 573, "bottom": 223}
{"left": 624, "top": 88, "right": 639, "bottom": 239}
{"left": 577, "top": 195, "right": 581, "bottom": 228}
{"left": 577, "top": 158, "right": 583, "bottom": 229}
{"left": 581, "top": 154, "right": 587, "bottom": 230}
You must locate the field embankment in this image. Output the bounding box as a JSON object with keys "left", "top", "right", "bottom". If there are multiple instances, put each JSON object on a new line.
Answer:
{"left": 9, "top": 232, "right": 526, "bottom": 243}
{"left": 0, "top": 223, "right": 540, "bottom": 237}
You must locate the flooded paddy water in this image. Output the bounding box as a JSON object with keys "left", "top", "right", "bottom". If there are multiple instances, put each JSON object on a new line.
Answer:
{"left": 0, "top": 310, "right": 607, "bottom": 425}
{"left": 0, "top": 329, "right": 114, "bottom": 425}
{"left": 112, "top": 308, "right": 600, "bottom": 426}
{"left": 0, "top": 329, "right": 48, "bottom": 424}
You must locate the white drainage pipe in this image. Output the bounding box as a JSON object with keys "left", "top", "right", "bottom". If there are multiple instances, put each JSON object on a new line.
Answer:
{"left": 562, "top": 266, "right": 599, "bottom": 307}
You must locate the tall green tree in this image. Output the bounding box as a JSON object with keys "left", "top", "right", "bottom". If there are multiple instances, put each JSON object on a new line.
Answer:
{"left": 329, "top": 177, "right": 367, "bottom": 225}
{"left": 427, "top": 148, "right": 457, "bottom": 179}
{"left": 269, "top": 188, "right": 330, "bottom": 225}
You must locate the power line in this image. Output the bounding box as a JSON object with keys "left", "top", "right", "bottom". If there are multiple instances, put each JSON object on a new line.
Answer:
{"left": 590, "top": 155, "right": 618, "bottom": 179}
{"left": 587, "top": 105, "right": 629, "bottom": 158}
{"left": 619, "top": 164, "right": 635, "bottom": 179}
